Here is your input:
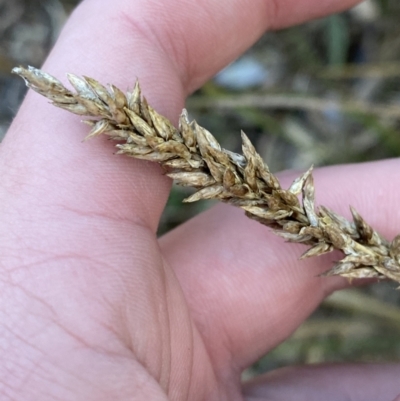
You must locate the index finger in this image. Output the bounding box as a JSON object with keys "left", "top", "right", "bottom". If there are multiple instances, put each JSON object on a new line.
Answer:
{"left": 2, "top": 0, "right": 362, "bottom": 232}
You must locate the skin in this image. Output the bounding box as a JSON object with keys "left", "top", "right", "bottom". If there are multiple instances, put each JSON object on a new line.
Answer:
{"left": 0, "top": 0, "right": 399, "bottom": 399}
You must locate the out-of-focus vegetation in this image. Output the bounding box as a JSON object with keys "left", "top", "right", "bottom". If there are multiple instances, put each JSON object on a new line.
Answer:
{"left": 1, "top": 0, "right": 399, "bottom": 379}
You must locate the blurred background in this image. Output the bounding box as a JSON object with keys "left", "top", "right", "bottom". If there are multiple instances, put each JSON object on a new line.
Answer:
{"left": 1, "top": 0, "right": 400, "bottom": 378}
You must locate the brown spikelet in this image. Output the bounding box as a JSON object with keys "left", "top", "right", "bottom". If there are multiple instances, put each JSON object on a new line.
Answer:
{"left": 11, "top": 65, "right": 400, "bottom": 285}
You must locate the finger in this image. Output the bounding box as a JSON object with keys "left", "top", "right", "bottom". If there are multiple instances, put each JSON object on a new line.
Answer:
{"left": 242, "top": 363, "right": 400, "bottom": 401}
{"left": 1, "top": 0, "right": 362, "bottom": 234}
{"left": 160, "top": 159, "right": 400, "bottom": 370}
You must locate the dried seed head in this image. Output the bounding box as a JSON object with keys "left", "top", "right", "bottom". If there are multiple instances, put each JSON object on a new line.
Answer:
{"left": 13, "top": 65, "right": 400, "bottom": 285}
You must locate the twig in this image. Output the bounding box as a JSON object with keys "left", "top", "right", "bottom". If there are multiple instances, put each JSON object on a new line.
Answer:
{"left": 188, "top": 94, "right": 400, "bottom": 120}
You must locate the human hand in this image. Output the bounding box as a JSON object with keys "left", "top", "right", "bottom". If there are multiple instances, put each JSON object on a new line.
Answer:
{"left": 1, "top": 0, "right": 400, "bottom": 400}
